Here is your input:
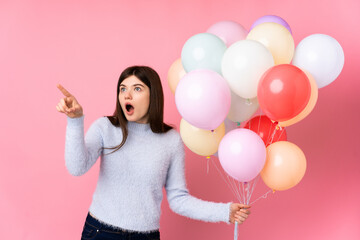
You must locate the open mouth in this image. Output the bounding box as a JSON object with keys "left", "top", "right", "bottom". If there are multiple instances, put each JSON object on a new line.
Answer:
{"left": 125, "top": 103, "right": 134, "bottom": 114}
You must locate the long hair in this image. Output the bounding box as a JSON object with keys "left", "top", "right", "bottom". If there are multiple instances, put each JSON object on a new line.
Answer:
{"left": 105, "top": 66, "right": 173, "bottom": 153}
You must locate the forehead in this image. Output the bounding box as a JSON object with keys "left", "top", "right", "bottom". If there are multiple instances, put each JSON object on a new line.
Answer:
{"left": 120, "top": 75, "right": 144, "bottom": 86}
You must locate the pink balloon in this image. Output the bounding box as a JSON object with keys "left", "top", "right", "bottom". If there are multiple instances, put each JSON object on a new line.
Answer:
{"left": 218, "top": 128, "right": 266, "bottom": 182}
{"left": 207, "top": 21, "right": 248, "bottom": 47}
{"left": 175, "top": 69, "right": 231, "bottom": 130}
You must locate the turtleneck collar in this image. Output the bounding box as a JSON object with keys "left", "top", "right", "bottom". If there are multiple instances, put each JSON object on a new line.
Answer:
{"left": 127, "top": 121, "right": 152, "bottom": 133}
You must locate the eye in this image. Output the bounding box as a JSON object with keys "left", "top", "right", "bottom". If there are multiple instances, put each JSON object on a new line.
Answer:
{"left": 135, "top": 87, "right": 141, "bottom": 92}
{"left": 120, "top": 87, "right": 126, "bottom": 93}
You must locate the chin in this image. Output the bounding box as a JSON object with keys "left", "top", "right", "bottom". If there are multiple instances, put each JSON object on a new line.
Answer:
{"left": 124, "top": 112, "right": 148, "bottom": 123}
{"left": 125, "top": 116, "right": 137, "bottom": 122}
{"left": 125, "top": 116, "right": 144, "bottom": 123}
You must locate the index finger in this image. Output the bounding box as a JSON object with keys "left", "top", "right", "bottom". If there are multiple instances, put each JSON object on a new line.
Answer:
{"left": 57, "top": 84, "right": 72, "bottom": 97}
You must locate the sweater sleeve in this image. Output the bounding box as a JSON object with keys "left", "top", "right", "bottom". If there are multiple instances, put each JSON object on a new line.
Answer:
{"left": 165, "top": 135, "right": 231, "bottom": 223}
{"left": 65, "top": 116, "right": 103, "bottom": 176}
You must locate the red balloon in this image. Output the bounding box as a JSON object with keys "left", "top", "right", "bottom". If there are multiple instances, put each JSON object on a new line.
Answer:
{"left": 244, "top": 115, "right": 287, "bottom": 147}
{"left": 257, "top": 64, "right": 311, "bottom": 122}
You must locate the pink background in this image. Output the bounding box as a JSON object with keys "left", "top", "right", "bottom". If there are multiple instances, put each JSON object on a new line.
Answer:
{"left": 1, "top": 0, "right": 359, "bottom": 239}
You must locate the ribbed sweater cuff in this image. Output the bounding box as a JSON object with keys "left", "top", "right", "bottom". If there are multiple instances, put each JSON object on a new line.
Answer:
{"left": 225, "top": 202, "right": 232, "bottom": 224}
{"left": 66, "top": 115, "right": 84, "bottom": 128}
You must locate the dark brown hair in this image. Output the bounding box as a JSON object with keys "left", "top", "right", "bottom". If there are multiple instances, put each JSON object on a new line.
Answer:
{"left": 105, "top": 66, "right": 173, "bottom": 153}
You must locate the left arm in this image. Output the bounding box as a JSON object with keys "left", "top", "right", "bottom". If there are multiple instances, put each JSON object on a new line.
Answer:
{"left": 165, "top": 136, "right": 250, "bottom": 224}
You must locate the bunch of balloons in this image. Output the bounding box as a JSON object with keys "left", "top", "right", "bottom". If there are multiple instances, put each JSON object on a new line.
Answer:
{"left": 168, "top": 15, "right": 344, "bottom": 193}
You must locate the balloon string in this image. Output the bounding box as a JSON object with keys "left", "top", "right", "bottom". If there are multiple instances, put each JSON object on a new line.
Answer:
{"left": 206, "top": 157, "right": 210, "bottom": 174}
{"left": 229, "top": 175, "right": 242, "bottom": 202}
{"left": 268, "top": 124, "right": 278, "bottom": 146}
{"left": 236, "top": 179, "right": 243, "bottom": 203}
{"left": 239, "top": 182, "right": 243, "bottom": 204}
{"left": 250, "top": 176, "right": 260, "bottom": 201}
{"left": 243, "top": 182, "right": 247, "bottom": 204}
{"left": 244, "top": 182, "right": 248, "bottom": 205}
{"left": 247, "top": 183, "right": 252, "bottom": 205}
{"left": 250, "top": 189, "right": 272, "bottom": 205}
{"left": 217, "top": 158, "right": 243, "bottom": 203}
{"left": 226, "top": 172, "right": 240, "bottom": 201}
{"left": 276, "top": 127, "right": 285, "bottom": 142}
{"left": 265, "top": 120, "right": 274, "bottom": 146}
{"left": 241, "top": 182, "right": 246, "bottom": 204}
{"left": 246, "top": 175, "right": 259, "bottom": 205}
{"left": 257, "top": 114, "right": 262, "bottom": 136}
{"left": 210, "top": 158, "right": 241, "bottom": 201}
{"left": 234, "top": 221, "right": 238, "bottom": 240}
{"left": 238, "top": 181, "right": 243, "bottom": 203}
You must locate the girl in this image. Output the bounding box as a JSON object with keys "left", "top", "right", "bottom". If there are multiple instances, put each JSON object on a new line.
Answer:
{"left": 56, "top": 66, "right": 250, "bottom": 240}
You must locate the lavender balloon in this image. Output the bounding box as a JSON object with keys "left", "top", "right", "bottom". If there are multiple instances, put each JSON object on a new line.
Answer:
{"left": 251, "top": 15, "right": 292, "bottom": 34}
{"left": 218, "top": 129, "right": 266, "bottom": 182}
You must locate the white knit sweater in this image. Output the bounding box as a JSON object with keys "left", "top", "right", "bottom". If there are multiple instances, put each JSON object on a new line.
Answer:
{"left": 65, "top": 116, "right": 230, "bottom": 232}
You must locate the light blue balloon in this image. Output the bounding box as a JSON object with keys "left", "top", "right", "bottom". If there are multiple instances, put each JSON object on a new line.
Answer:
{"left": 181, "top": 33, "right": 226, "bottom": 74}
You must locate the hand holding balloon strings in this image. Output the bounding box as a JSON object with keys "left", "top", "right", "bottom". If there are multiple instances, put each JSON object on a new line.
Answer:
{"left": 229, "top": 203, "right": 251, "bottom": 224}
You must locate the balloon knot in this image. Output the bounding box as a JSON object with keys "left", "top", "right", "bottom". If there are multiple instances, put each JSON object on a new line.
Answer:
{"left": 237, "top": 122, "right": 241, "bottom": 127}
{"left": 272, "top": 189, "right": 276, "bottom": 193}
{"left": 206, "top": 156, "right": 210, "bottom": 159}
{"left": 211, "top": 130, "right": 214, "bottom": 132}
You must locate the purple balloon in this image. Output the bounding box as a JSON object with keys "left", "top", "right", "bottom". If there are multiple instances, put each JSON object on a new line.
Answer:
{"left": 250, "top": 15, "right": 292, "bottom": 34}
{"left": 218, "top": 128, "right": 266, "bottom": 182}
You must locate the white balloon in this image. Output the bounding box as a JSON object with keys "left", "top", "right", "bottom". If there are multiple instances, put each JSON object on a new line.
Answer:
{"left": 221, "top": 40, "right": 274, "bottom": 99}
{"left": 292, "top": 34, "right": 344, "bottom": 88}
{"left": 224, "top": 117, "right": 238, "bottom": 133}
{"left": 227, "top": 91, "right": 259, "bottom": 123}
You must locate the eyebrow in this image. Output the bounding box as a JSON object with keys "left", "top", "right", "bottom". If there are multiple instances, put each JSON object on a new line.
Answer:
{"left": 119, "top": 83, "right": 145, "bottom": 87}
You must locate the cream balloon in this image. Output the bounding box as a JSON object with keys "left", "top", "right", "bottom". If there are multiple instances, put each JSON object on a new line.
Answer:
{"left": 279, "top": 70, "right": 318, "bottom": 127}
{"left": 261, "top": 141, "right": 306, "bottom": 191}
{"left": 180, "top": 119, "right": 225, "bottom": 156}
{"left": 222, "top": 40, "right": 274, "bottom": 99}
{"left": 167, "top": 58, "right": 186, "bottom": 94}
{"left": 247, "top": 22, "right": 294, "bottom": 65}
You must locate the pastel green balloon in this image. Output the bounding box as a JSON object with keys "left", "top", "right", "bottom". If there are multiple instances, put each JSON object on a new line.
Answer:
{"left": 181, "top": 33, "right": 226, "bottom": 74}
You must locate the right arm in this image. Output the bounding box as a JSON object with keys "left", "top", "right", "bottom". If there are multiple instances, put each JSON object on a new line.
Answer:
{"left": 65, "top": 116, "right": 103, "bottom": 176}
{"left": 56, "top": 84, "right": 102, "bottom": 176}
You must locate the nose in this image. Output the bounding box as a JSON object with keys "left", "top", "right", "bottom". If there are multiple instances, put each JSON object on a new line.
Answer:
{"left": 124, "top": 91, "right": 132, "bottom": 100}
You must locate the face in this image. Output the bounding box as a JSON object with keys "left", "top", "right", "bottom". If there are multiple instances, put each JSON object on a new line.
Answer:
{"left": 118, "top": 75, "right": 150, "bottom": 124}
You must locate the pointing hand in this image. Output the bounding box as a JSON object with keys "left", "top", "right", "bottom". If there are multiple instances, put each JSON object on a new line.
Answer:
{"left": 56, "top": 84, "right": 83, "bottom": 118}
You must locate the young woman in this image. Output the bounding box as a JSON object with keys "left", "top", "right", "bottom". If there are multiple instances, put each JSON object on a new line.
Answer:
{"left": 56, "top": 66, "right": 250, "bottom": 240}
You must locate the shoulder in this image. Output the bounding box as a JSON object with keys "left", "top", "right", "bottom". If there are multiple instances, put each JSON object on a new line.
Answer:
{"left": 89, "top": 116, "right": 116, "bottom": 132}
{"left": 93, "top": 116, "right": 111, "bottom": 125}
{"left": 160, "top": 129, "right": 184, "bottom": 154}
{"left": 163, "top": 128, "right": 181, "bottom": 143}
